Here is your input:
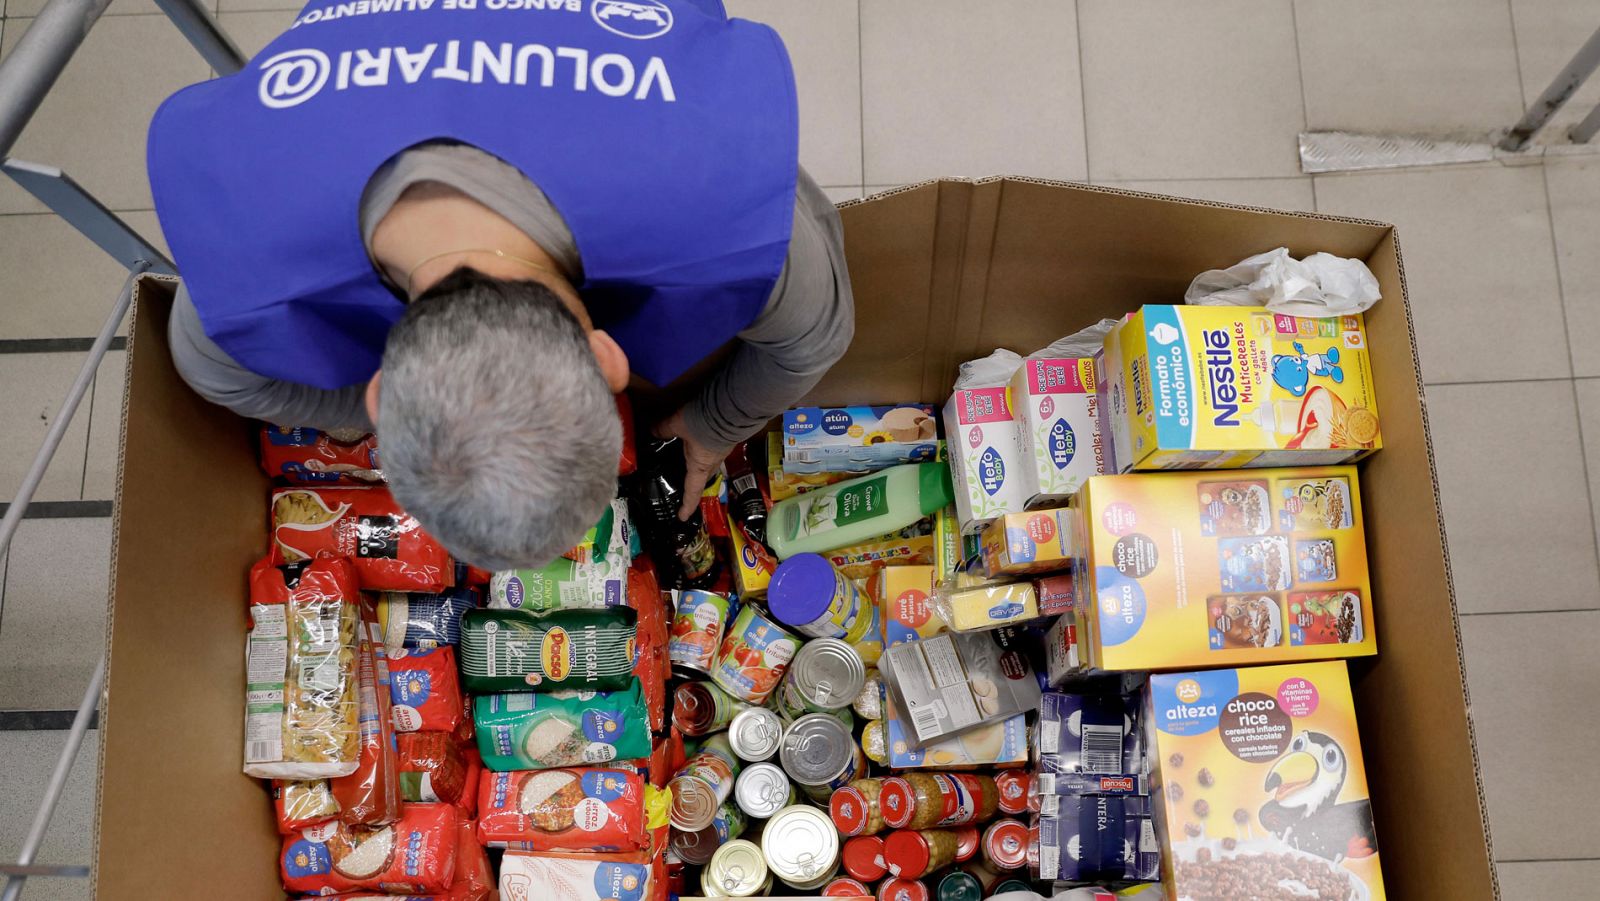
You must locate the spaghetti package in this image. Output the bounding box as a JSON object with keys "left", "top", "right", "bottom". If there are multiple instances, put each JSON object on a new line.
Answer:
{"left": 245, "top": 556, "right": 361, "bottom": 780}
{"left": 270, "top": 486, "right": 453, "bottom": 592}
{"left": 280, "top": 802, "right": 459, "bottom": 895}
{"left": 387, "top": 647, "right": 465, "bottom": 733}
{"left": 458, "top": 607, "right": 638, "bottom": 693}
{"left": 330, "top": 617, "right": 402, "bottom": 825}
{"left": 474, "top": 682, "right": 652, "bottom": 772}
{"left": 261, "top": 425, "right": 382, "bottom": 485}
{"left": 628, "top": 563, "right": 669, "bottom": 733}
{"left": 274, "top": 780, "right": 339, "bottom": 834}
{"left": 478, "top": 767, "right": 649, "bottom": 851}
{"left": 499, "top": 852, "right": 652, "bottom": 901}
{"left": 398, "top": 731, "right": 469, "bottom": 805}
{"left": 376, "top": 588, "right": 474, "bottom": 652}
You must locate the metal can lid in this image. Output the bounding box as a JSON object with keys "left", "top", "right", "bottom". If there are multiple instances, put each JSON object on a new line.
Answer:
{"left": 839, "top": 834, "right": 887, "bottom": 882}
{"left": 823, "top": 877, "right": 874, "bottom": 898}
{"left": 877, "top": 877, "right": 930, "bottom": 901}
{"left": 994, "top": 769, "right": 1031, "bottom": 815}
{"left": 706, "top": 839, "right": 769, "bottom": 897}
{"left": 762, "top": 804, "right": 840, "bottom": 883}
{"left": 779, "top": 712, "right": 856, "bottom": 786}
{"left": 983, "top": 818, "right": 1029, "bottom": 871}
{"left": 790, "top": 638, "right": 867, "bottom": 710}
{"left": 877, "top": 776, "right": 916, "bottom": 829}
{"left": 729, "top": 706, "right": 785, "bottom": 762}
{"left": 883, "top": 830, "right": 933, "bottom": 878}
{"left": 669, "top": 819, "right": 719, "bottom": 866}
{"left": 953, "top": 825, "right": 980, "bottom": 863}
{"left": 829, "top": 785, "right": 873, "bottom": 836}
{"left": 735, "top": 762, "right": 792, "bottom": 820}
{"left": 668, "top": 774, "right": 719, "bottom": 831}
{"left": 935, "top": 871, "right": 983, "bottom": 901}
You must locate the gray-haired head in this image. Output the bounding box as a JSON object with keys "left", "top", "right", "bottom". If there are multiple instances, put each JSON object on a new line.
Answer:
{"left": 377, "top": 268, "right": 620, "bottom": 571}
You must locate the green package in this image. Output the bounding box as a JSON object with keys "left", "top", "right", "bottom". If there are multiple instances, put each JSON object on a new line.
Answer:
{"left": 473, "top": 681, "right": 651, "bottom": 771}
{"left": 458, "top": 607, "right": 637, "bottom": 693}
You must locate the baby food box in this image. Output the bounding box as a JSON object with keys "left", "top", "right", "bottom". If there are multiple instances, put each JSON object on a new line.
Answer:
{"left": 1008, "top": 358, "right": 1108, "bottom": 506}
{"left": 1104, "top": 305, "right": 1381, "bottom": 471}
{"left": 1077, "top": 466, "right": 1374, "bottom": 671}
{"left": 980, "top": 508, "right": 1081, "bottom": 578}
{"left": 943, "top": 387, "right": 1030, "bottom": 533}
{"left": 1147, "top": 661, "right": 1385, "bottom": 900}
{"left": 782, "top": 404, "right": 939, "bottom": 473}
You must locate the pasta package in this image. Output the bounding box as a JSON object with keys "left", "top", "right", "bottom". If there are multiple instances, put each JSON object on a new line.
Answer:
{"left": 458, "top": 607, "right": 638, "bottom": 693}
{"left": 474, "top": 683, "right": 651, "bottom": 772}
{"left": 245, "top": 556, "right": 361, "bottom": 780}
{"left": 376, "top": 588, "right": 474, "bottom": 653}
{"left": 499, "top": 852, "right": 652, "bottom": 901}
{"left": 261, "top": 425, "right": 382, "bottom": 485}
{"left": 280, "top": 802, "right": 459, "bottom": 895}
{"left": 456, "top": 748, "right": 484, "bottom": 819}
{"left": 387, "top": 646, "right": 465, "bottom": 733}
{"left": 398, "top": 731, "right": 469, "bottom": 805}
{"left": 329, "top": 617, "right": 402, "bottom": 825}
{"left": 478, "top": 767, "right": 648, "bottom": 851}
{"left": 273, "top": 780, "right": 339, "bottom": 834}
{"left": 270, "top": 486, "right": 453, "bottom": 592}
{"left": 627, "top": 563, "right": 669, "bottom": 733}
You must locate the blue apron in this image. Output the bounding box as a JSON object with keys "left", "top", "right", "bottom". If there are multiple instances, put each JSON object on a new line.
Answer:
{"left": 147, "top": 0, "right": 796, "bottom": 389}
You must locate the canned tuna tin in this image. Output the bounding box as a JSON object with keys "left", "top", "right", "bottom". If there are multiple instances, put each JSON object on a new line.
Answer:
{"left": 703, "top": 838, "right": 772, "bottom": 897}
{"left": 762, "top": 804, "right": 841, "bottom": 890}
{"left": 710, "top": 605, "right": 800, "bottom": 704}
{"left": 728, "top": 706, "right": 785, "bottom": 762}
{"left": 673, "top": 680, "right": 750, "bottom": 737}
{"left": 824, "top": 877, "right": 874, "bottom": 897}
{"left": 735, "top": 762, "right": 796, "bottom": 820}
{"left": 670, "top": 800, "right": 748, "bottom": 866}
{"left": 668, "top": 589, "right": 731, "bottom": 678}
{"left": 767, "top": 553, "right": 867, "bottom": 640}
{"left": 670, "top": 733, "right": 741, "bottom": 831}
{"left": 780, "top": 712, "right": 865, "bottom": 802}
{"left": 775, "top": 638, "right": 867, "bottom": 719}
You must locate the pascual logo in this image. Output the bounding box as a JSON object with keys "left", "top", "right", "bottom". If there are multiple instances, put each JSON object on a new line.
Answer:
{"left": 592, "top": 0, "right": 672, "bottom": 39}
{"left": 258, "top": 48, "right": 330, "bottom": 108}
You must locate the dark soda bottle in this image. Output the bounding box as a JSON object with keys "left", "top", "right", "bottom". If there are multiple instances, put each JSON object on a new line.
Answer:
{"left": 723, "top": 441, "right": 768, "bottom": 545}
{"left": 633, "top": 437, "right": 719, "bottom": 590}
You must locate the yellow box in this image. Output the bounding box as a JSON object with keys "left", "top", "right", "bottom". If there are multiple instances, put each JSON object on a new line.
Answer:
{"left": 979, "top": 509, "right": 1079, "bottom": 577}
{"left": 1079, "top": 466, "right": 1375, "bottom": 671}
{"left": 875, "top": 565, "right": 941, "bottom": 647}
{"left": 823, "top": 518, "right": 937, "bottom": 581}
{"left": 727, "top": 513, "right": 775, "bottom": 598}
{"left": 1104, "top": 306, "right": 1381, "bottom": 470}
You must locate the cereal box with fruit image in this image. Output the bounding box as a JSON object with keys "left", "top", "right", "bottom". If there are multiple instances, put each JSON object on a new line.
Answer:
{"left": 1077, "top": 465, "right": 1374, "bottom": 671}
{"left": 1147, "top": 661, "right": 1384, "bottom": 900}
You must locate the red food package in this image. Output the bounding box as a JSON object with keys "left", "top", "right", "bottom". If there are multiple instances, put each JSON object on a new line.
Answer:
{"left": 477, "top": 768, "right": 648, "bottom": 852}
{"left": 330, "top": 619, "right": 402, "bottom": 826}
{"left": 387, "top": 646, "right": 465, "bottom": 733}
{"left": 398, "top": 731, "right": 468, "bottom": 805}
{"left": 269, "top": 486, "right": 453, "bottom": 592}
{"left": 261, "top": 425, "right": 383, "bottom": 485}
{"left": 273, "top": 780, "right": 339, "bottom": 834}
{"left": 616, "top": 394, "right": 638, "bottom": 476}
{"left": 280, "top": 802, "right": 459, "bottom": 895}
{"left": 647, "top": 732, "right": 684, "bottom": 791}
{"left": 626, "top": 563, "right": 668, "bottom": 733}
{"left": 453, "top": 817, "right": 494, "bottom": 901}
{"left": 456, "top": 748, "right": 484, "bottom": 819}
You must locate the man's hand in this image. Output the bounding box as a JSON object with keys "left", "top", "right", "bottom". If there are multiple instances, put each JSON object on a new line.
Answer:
{"left": 655, "top": 409, "right": 731, "bottom": 521}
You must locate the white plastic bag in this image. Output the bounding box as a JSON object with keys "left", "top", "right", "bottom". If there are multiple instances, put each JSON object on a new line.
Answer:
{"left": 953, "top": 347, "right": 1024, "bottom": 389}
{"left": 1031, "top": 318, "right": 1122, "bottom": 359}
{"left": 1184, "top": 247, "right": 1380, "bottom": 317}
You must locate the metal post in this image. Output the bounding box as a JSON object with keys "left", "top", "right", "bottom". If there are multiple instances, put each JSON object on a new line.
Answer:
{"left": 0, "top": 656, "right": 106, "bottom": 901}
{"left": 153, "top": 0, "right": 248, "bottom": 76}
{"left": 0, "top": 0, "right": 115, "bottom": 158}
{"left": 1499, "top": 24, "right": 1600, "bottom": 151}
{"left": 1572, "top": 97, "right": 1600, "bottom": 144}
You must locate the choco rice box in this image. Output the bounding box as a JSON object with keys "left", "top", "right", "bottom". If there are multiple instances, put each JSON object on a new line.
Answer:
{"left": 1147, "top": 661, "right": 1384, "bottom": 900}
{"left": 1077, "top": 465, "right": 1374, "bottom": 671}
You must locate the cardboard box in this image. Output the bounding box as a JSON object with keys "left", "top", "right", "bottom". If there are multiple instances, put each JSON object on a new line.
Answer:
{"left": 1009, "top": 356, "right": 1107, "bottom": 504}
{"left": 979, "top": 508, "right": 1080, "bottom": 577}
{"left": 781, "top": 403, "right": 939, "bottom": 472}
{"left": 95, "top": 178, "right": 1493, "bottom": 900}
{"left": 942, "top": 387, "right": 1029, "bottom": 532}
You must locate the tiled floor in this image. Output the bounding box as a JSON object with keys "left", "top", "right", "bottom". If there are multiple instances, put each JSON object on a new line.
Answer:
{"left": 1, "top": 1, "right": 1598, "bottom": 899}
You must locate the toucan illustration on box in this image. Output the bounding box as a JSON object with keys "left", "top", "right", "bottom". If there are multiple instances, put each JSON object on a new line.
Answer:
{"left": 1258, "top": 730, "right": 1379, "bottom": 862}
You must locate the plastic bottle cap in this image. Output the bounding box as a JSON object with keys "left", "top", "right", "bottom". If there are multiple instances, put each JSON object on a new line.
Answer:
{"left": 830, "top": 786, "right": 872, "bottom": 836}
{"left": 877, "top": 777, "right": 915, "bottom": 828}
{"left": 952, "top": 825, "right": 980, "bottom": 863}
{"left": 767, "top": 554, "right": 842, "bottom": 630}
{"left": 884, "top": 830, "right": 932, "bottom": 878}
{"left": 840, "top": 835, "right": 887, "bottom": 881}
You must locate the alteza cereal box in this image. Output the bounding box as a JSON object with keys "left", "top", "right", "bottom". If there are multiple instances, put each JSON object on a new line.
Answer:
{"left": 1077, "top": 466, "right": 1374, "bottom": 671}
{"left": 1147, "top": 661, "right": 1385, "bottom": 901}
{"left": 1008, "top": 358, "right": 1108, "bottom": 506}
{"left": 1103, "top": 305, "right": 1380, "bottom": 471}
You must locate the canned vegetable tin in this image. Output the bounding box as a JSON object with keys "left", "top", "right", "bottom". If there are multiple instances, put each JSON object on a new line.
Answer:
{"left": 710, "top": 604, "right": 800, "bottom": 704}
{"left": 780, "top": 712, "right": 865, "bottom": 802}
{"left": 767, "top": 553, "right": 867, "bottom": 640}
{"left": 673, "top": 680, "right": 750, "bottom": 737}
{"left": 669, "top": 733, "right": 741, "bottom": 831}
{"left": 668, "top": 589, "right": 732, "bottom": 678}
{"left": 703, "top": 838, "right": 773, "bottom": 897}
{"left": 774, "top": 638, "right": 867, "bottom": 719}
{"left": 727, "top": 706, "right": 785, "bottom": 762}
{"left": 670, "top": 800, "right": 748, "bottom": 865}
{"left": 762, "top": 804, "right": 841, "bottom": 890}
{"left": 734, "top": 762, "right": 796, "bottom": 820}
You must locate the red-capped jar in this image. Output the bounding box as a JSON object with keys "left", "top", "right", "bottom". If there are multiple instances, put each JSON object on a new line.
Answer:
{"left": 841, "top": 834, "right": 888, "bottom": 882}
{"left": 993, "top": 769, "right": 1032, "bottom": 815}
{"left": 878, "top": 774, "right": 998, "bottom": 830}
{"left": 983, "top": 818, "right": 1029, "bottom": 871}
{"left": 878, "top": 877, "right": 930, "bottom": 901}
{"left": 952, "top": 825, "right": 981, "bottom": 864}
{"left": 824, "top": 876, "right": 874, "bottom": 897}
{"left": 884, "top": 829, "right": 959, "bottom": 879}
{"left": 831, "top": 778, "right": 886, "bottom": 837}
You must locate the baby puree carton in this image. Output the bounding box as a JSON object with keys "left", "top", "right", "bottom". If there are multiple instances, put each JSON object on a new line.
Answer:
{"left": 1077, "top": 466, "right": 1374, "bottom": 671}
{"left": 1147, "top": 661, "right": 1384, "bottom": 900}
{"left": 1104, "top": 305, "right": 1380, "bottom": 471}
{"left": 1008, "top": 358, "right": 1107, "bottom": 506}
{"left": 943, "top": 387, "right": 1029, "bottom": 533}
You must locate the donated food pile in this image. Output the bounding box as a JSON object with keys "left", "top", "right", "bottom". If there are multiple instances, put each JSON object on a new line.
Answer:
{"left": 251, "top": 301, "right": 1387, "bottom": 901}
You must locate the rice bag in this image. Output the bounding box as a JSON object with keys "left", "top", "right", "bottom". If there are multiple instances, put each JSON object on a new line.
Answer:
{"left": 478, "top": 767, "right": 648, "bottom": 851}
{"left": 280, "top": 802, "right": 459, "bottom": 895}
{"left": 270, "top": 486, "right": 453, "bottom": 592}
{"left": 387, "top": 646, "right": 465, "bottom": 733}
{"left": 474, "top": 682, "right": 651, "bottom": 771}
{"left": 246, "top": 556, "right": 362, "bottom": 779}
{"left": 376, "top": 588, "right": 474, "bottom": 652}
{"left": 330, "top": 615, "right": 401, "bottom": 825}
{"left": 458, "top": 607, "right": 638, "bottom": 693}
{"left": 499, "top": 852, "right": 652, "bottom": 901}
{"left": 261, "top": 425, "right": 382, "bottom": 485}
{"left": 274, "top": 779, "right": 340, "bottom": 834}
{"left": 398, "top": 731, "right": 468, "bottom": 805}
{"left": 453, "top": 817, "right": 495, "bottom": 901}
{"left": 456, "top": 748, "right": 484, "bottom": 819}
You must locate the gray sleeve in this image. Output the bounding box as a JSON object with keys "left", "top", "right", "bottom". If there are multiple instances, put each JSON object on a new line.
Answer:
{"left": 679, "top": 169, "right": 855, "bottom": 449}
{"left": 169, "top": 282, "right": 375, "bottom": 432}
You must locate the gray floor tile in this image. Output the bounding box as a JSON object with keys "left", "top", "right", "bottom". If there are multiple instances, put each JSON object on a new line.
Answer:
{"left": 1546, "top": 159, "right": 1600, "bottom": 377}
{"left": 1510, "top": 0, "right": 1600, "bottom": 143}
{"left": 7, "top": 0, "right": 158, "bottom": 16}
{"left": 1571, "top": 379, "right": 1600, "bottom": 543}
{"left": 0, "top": 211, "right": 162, "bottom": 340}
{"left": 861, "top": 0, "right": 1086, "bottom": 185}
{"left": 215, "top": 8, "right": 295, "bottom": 57}
{"left": 726, "top": 0, "right": 863, "bottom": 189}
{"left": 217, "top": 0, "right": 299, "bottom": 11}
{"left": 1496, "top": 860, "right": 1600, "bottom": 900}
{"left": 82, "top": 350, "right": 127, "bottom": 502}
{"left": 0, "top": 16, "right": 211, "bottom": 214}
{"left": 1294, "top": 0, "right": 1525, "bottom": 137}
{"left": 1461, "top": 611, "right": 1600, "bottom": 861}
{"left": 1095, "top": 177, "right": 1316, "bottom": 212}
{"left": 1314, "top": 165, "right": 1568, "bottom": 383}
{"left": 0, "top": 354, "right": 93, "bottom": 506}
{"left": 821, "top": 186, "right": 863, "bottom": 204}
{"left": 0, "top": 518, "right": 112, "bottom": 710}
{"left": 0, "top": 730, "right": 98, "bottom": 901}
{"left": 1078, "top": 0, "right": 1304, "bottom": 180}
{"left": 1430, "top": 381, "right": 1599, "bottom": 615}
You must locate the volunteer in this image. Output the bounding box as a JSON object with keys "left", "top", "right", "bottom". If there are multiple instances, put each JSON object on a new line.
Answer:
{"left": 146, "top": 0, "right": 853, "bottom": 570}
